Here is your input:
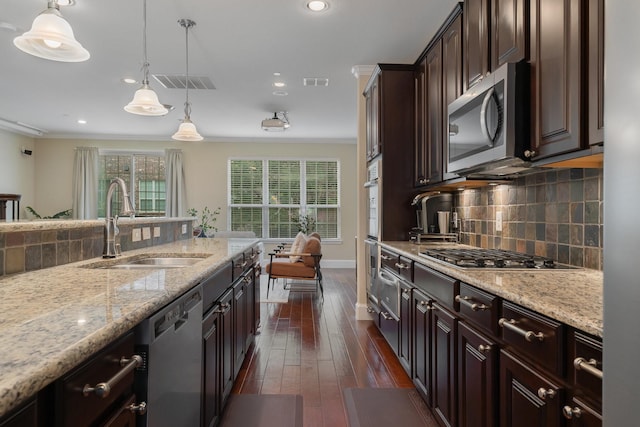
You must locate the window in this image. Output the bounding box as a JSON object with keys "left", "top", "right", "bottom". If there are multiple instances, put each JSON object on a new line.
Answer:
{"left": 229, "top": 159, "right": 340, "bottom": 239}
{"left": 98, "top": 152, "right": 166, "bottom": 217}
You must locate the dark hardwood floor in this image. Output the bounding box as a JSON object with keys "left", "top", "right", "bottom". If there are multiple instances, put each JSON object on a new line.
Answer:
{"left": 231, "top": 269, "right": 417, "bottom": 426}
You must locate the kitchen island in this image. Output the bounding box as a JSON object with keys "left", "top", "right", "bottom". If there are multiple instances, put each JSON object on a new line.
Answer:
{"left": 0, "top": 237, "right": 259, "bottom": 419}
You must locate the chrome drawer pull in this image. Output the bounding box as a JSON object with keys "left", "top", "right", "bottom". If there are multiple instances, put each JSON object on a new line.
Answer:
{"left": 395, "top": 262, "right": 410, "bottom": 270}
{"left": 82, "top": 355, "right": 142, "bottom": 398}
{"left": 562, "top": 406, "right": 582, "bottom": 419}
{"left": 381, "top": 312, "right": 393, "bottom": 320}
{"left": 574, "top": 357, "right": 603, "bottom": 380}
{"left": 380, "top": 254, "right": 392, "bottom": 261}
{"left": 127, "top": 401, "right": 147, "bottom": 415}
{"left": 456, "top": 295, "right": 490, "bottom": 311}
{"left": 537, "top": 387, "right": 556, "bottom": 400}
{"left": 498, "top": 318, "right": 545, "bottom": 342}
{"left": 366, "top": 306, "right": 376, "bottom": 314}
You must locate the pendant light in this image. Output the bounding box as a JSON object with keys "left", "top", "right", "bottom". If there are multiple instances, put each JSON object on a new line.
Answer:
{"left": 13, "top": 1, "right": 89, "bottom": 62}
{"left": 172, "top": 19, "right": 203, "bottom": 141}
{"left": 124, "top": 0, "right": 168, "bottom": 116}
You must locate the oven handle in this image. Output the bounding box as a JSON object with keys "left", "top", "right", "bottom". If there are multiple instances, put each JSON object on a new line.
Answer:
{"left": 480, "top": 87, "right": 496, "bottom": 147}
{"left": 378, "top": 269, "right": 399, "bottom": 287}
{"left": 364, "top": 179, "right": 379, "bottom": 188}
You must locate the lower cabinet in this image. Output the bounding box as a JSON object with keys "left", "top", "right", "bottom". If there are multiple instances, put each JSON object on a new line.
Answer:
{"left": 412, "top": 288, "right": 432, "bottom": 404}
{"left": 100, "top": 394, "right": 137, "bottom": 427}
{"left": 499, "top": 350, "right": 563, "bottom": 427}
{"left": 561, "top": 394, "right": 602, "bottom": 427}
{"left": 431, "top": 302, "right": 458, "bottom": 427}
{"left": 378, "top": 301, "right": 400, "bottom": 355}
{"left": 202, "top": 300, "right": 222, "bottom": 427}
{"left": 457, "top": 322, "right": 497, "bottom": 427}
{"left": 399, "top": 280, "right": 413, "bottom": 375}
{"left": 233, "top": 275, "right": 250, "bottom": 377}
{"left": 219, "top": 289, "right": 235, "bottom": 410}
{"left": 0, "top": 399, "right": 37, "bottom": 427}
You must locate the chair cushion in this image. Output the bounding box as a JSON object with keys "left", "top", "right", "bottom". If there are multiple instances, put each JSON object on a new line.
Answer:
{"left": 266, "top": 258, "right": 316, "bottom": 278}
{"left": 308, "top": 232, "right": 321, "bottom": 241}
{"left": 301, "top": 236, "right": 321, "bottom": 267}
{"left": 289, "top": 231, "right": 307, "bottom": 262}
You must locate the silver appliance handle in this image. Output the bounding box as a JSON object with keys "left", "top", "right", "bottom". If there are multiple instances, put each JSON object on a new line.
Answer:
{"left": 364, "top": 178, "right": 379, "bottom": 188}
{"left": 378, "top": 269, "right": 399, "bottom": 287}
{"left": 480, "top": 87, "right": 496, "bottom": 147}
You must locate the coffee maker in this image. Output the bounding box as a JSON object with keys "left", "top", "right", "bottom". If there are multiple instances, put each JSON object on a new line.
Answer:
{"left": 410, "top": 191, "right": 453, "bottom": 237}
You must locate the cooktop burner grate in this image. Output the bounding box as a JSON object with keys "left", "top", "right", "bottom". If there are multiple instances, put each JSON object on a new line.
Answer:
{"left": 419, "top": 248, "right": 574, "bottom": 269}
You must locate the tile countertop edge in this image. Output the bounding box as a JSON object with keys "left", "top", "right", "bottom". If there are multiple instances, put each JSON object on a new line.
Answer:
{"left": 380, "top": 241, "right": 603, "bottom": 338}
{"left": 0, "top": 237, "right": 259, "bottom": 418}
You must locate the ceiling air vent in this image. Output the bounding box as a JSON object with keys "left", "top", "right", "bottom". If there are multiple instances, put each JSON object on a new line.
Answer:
{"left": 152, "top": 74, "right": 216, "bottom": 90}
{"left": 303, "top": 77, "right": 329, "bottom": 87}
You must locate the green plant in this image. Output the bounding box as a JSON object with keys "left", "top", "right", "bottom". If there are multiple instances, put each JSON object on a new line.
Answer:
{"left": 188, "top": 206, "right": 221, "bottom": 236}
{"left": 26, "top": 206, "right": 72, "bottom": 219}
{"left": 292, "top": 213, "right": 316, "bottom": 234}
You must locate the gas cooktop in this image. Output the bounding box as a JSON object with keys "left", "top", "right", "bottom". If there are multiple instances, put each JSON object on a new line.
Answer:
{"left": 419, "top": 248, "right": 576, "bottom": 270}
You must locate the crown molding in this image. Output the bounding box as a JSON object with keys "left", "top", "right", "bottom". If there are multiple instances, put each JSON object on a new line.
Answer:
{"left": 351, "top": 65, "right": 375, "bottom": 79}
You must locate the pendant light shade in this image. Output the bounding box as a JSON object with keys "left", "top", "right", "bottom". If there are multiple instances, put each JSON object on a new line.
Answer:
{"left": 172, "top": 19, "right": 203, "bottom": 141}
{"left": 124, "top": 0, "right": 167, "bottom": 116}
{"left": 13, "top": 1, "right": 89, "bottom": 62}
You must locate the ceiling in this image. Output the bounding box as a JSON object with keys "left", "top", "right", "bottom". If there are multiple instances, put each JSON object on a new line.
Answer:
{"left": 0, "top": 0, "right": 458, "bottom": 142}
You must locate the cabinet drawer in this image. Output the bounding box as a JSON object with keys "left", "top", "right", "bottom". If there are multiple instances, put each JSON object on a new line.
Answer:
{"left": 499, "top": 302, "right": 565, "bottom": 376}
{"left": 380, "top": 248, "right": 399, "bottom": 271}
{"left": 57, "top": 332, "right": 137, "bottom": 427}
{"left": 456, "top": 282, "right": 500, "bottom": 335}
{"left": 568, "top": 330, "right": 602, "bottom": 407}
{"left": 414, "top": 262, "right": 459, "bottom": 310}
{"left": 203, "top": 262, "right": 233, "bottom": 312}
{"left": 232, "top": 254, "right": 247, "bottom": 281}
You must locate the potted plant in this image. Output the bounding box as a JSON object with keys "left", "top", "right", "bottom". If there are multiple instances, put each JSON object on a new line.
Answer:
{"left": 188, "top": 206, "right": 221, "bottom": 237}
{"left": 292, "top": 213, "right": 316, "bottom": 234}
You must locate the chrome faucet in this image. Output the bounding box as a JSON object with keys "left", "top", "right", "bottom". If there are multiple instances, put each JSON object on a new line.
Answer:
{"left": 103, "top": 177, "right": 135, "bottom": 258}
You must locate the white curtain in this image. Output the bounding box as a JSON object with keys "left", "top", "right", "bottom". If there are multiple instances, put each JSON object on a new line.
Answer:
{"left": 165, "top": 148, "right": 187, "bottom": 217}
{"left": 71, "top": 147, "right": 99, "bottom": 219}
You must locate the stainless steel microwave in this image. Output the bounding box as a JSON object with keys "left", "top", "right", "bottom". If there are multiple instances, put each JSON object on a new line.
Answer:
{"left": 446, "top": 61, "right": 530, "bottom": 177}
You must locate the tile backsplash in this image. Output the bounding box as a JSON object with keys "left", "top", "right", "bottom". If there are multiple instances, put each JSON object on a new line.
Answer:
{"left": 454, "top": 168, "right": 603, "bottom": 270}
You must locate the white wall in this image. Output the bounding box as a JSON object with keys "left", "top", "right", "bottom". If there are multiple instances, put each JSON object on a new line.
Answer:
{"left": 0, "top": 129, "right": 36, "bottom": 219}
{"left": 32, "top": 137, "right": 357, "bottom": 261}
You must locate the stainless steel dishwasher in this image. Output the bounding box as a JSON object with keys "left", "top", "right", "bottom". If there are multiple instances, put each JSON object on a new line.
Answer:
{"left": 135, "top": 284, "right": 203, "bottom": 427}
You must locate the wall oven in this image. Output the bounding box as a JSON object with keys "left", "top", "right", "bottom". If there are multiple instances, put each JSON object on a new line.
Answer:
{"left": 364, "top": 159, "right": 381, "bottom": 239}
{"left": 364, "top": 238, "right": 380, "bottom": 306}
{"left": 446, "top": 61, "right": 530, "bottom": 177}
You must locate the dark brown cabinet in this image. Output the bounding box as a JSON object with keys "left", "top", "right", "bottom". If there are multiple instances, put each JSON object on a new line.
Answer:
{"left": 528, "top": 0, "right": 583, "bottom": 160}
{"left": 0, "top": 399, "right": 37, "bottom": 427}
{"left": 412, "top": 288, "right": 433, "bottom": 404}
{"left": 587, "top": 0, "right": 604, "bottom": 147}
{"left": 457, "top": 322, "right": 497, "bottom": 427}
{"left": 219, "top": 288, "right": 235, "bottom": 409}
{"left": 562, "top": 395, "right": 602, "bottom": 426}
{"left": 464, "top": 0, "right": 490, "bottom": 90}
{"left": 500, "top": 350, "right": 563, "bottom": 427}
{"left": 399, "top": 280, "right": 412, "bottom": 374}
{"left": 491, "top": 0, "right": 529, "bottom": 69}
{"left": 365, "top": 74, "right": 380, "bottom": 161}
{"left": 431, "top": 302, "right": 458, "bottom": 427}
{"left": 202, "top": 300, "right": 222, "bottom": 427}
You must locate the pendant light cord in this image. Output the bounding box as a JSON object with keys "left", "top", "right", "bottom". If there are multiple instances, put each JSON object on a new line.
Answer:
{"left": 180, "top": 19, "right": 195, "bottom": 119}
{"left": 142, "top": 0, "right": 150, "bottom": 85}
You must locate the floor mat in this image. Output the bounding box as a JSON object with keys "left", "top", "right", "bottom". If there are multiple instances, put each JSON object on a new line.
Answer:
{"left": 343, "top": 388, "right": 437, "bottom": 427}
{"left": 219, "top": 394, "right": 303, "bottom": 427}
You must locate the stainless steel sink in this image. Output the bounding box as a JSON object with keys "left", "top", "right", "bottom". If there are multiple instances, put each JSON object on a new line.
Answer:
{"left": 83, "top": 255, "right": 210, "bottom": 269}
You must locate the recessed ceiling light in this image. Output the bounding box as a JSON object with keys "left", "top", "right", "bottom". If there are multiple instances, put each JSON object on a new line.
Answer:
{"left": 273, "top": 82, "right": 286, "bottom": 88}
{"left": 273, "top": 90, "right": 288, "bottom": 96}
{"left": 307, "top": 1, "right": 329, "bottom": 12}
{"left": 77, "top": 119, "right": 87, "bottom": 124}
{"left": 273, "top": 72, "right": 281, "bottom": 76}
{"left": 122, "top": 77, "right": 137, "bottom": 84}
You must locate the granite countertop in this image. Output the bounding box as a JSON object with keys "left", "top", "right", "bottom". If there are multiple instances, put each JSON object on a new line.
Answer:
{"left": 381, "top": 241, "right": 603, "bottom": 338}
{"left": 0, "top": 216, "right": 195, "bottom": 232}
{"left": 0, "top": 237, "right": 259, "bottom": 418}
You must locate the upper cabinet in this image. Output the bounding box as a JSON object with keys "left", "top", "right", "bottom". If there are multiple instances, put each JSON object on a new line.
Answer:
{"left": 415, "top": 7, "right": 463, "bottom": 188}
{"left": 491, "top": 0, "right": 529, "bottom": 69}
{"left": 365, "top": 74, "right": 381, "bottom": 161}
{"left": 528, "top": 0, "right": 583, "bottom": 160}
{"left": 587, "top": 0, "right": 604, "bottom": 147}
{"left": 464, "top": 0, "right": 490, "bottom": 90}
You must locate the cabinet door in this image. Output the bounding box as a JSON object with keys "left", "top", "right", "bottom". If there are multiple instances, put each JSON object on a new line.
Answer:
{"left": 412, "top": 289, "right": 432, "bottom": 404}
{"left": 233, "top": 277, "right": 249, "bottom": 377}
{"left": 500, "top": 350, "right": 563, "bottom": 427}
{"left": 529, "top": 0, "right": 583, "bottom": 159}
{"left": 425, "top": 40, "right": 444, "bottom": 185}
{"left": 0, "top": 399, "right": 37, "bottom": 427}
{"left": 464, "top": 0, "right": 490, "bottom": 90}
{"left": 414, "top": 57, "right": 428, "bottom": 186}
{"left": 399, "top": 281, "right": 412, "bottom": 375}
{"left": 442, "top": 13, "right": 463, "bottom": 181}
{"left": 219, "top": 290, "right": 234, "bottom": 406}
{"left": 458, "top": 322, "right": 497, "bottom": 427}
{"left": 431, "top": 302, "right": 457, "bottom": 427}
{"left": 99, "top": 394, "right": 137, "bottom": 427}
{"left": 365, "top": 75, "right": 381, "bottom": 160}
{"left": 202, "top": 306, "right": 221, "bottom": 427}
{"left": 587, "top": 0, "right": 604, "bottom": 146}
{"left": 491, "top": 0, "right": 528, "bottom": 69}
{"left": 253, "top": 265, "right": 261, "bottom": 332}
{"left": 562, "top": 395, "right": 602, "bottom": 427}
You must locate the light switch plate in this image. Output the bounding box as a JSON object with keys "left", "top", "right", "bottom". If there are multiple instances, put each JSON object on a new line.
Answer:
{"left": 132, "top": 228, "right": 142, "bottom": 242}
{"left": 142, "top": 227, "right": 151, "bottom": 240}
{"left": 496, "top": 211, "right": 503, "bottom": 232}
{"left": 181, "top": 224, "right": 187, "bottom": 234}
{"left": 154, "top": 227, "right": 160, "bottom": 238}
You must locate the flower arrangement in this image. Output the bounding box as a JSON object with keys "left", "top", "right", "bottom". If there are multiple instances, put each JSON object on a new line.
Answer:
{"left": 188, "top": 206, "right": 221, "bottom": 237}
{"left": 292, "top": 213, "right": 316, "bottom": 234}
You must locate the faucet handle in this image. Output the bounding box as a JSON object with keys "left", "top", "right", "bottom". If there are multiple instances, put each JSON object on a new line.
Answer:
{"left": 113, "top": 215, "right": 119, "bottom": 236}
